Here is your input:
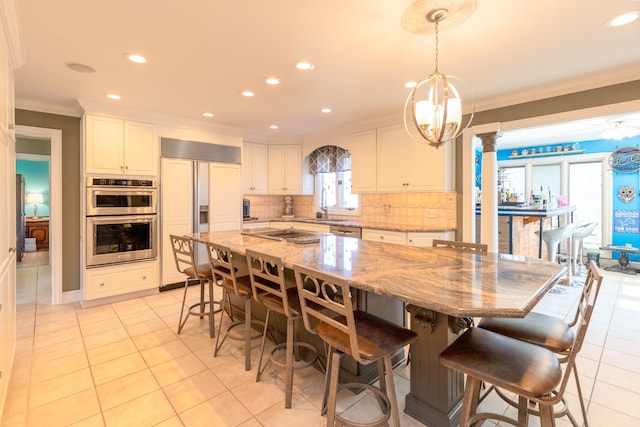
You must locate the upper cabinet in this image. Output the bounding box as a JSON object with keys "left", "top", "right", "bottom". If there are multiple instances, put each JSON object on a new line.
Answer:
{"left": 243, "top": 142, "right": 268, "bottom": 195}
{"left": 350, "top": 129, "right": 377, "bottom": 193}
{"left": 376, "top": 124, "right": 453, "bottom": 192}
{"left": 268, "top": 144, "right": 303, "bottom": 194}
{"left": 85, "top": 115, "right": 157, "bottom": 176}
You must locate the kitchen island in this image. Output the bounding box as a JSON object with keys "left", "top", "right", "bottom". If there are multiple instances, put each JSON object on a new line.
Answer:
{"left": 191, "top": 230, "right": 565, "bottom": 427}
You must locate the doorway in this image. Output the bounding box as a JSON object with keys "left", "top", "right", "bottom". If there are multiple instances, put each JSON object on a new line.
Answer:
{"left": 15, "top": 125, "right": 62, "bottom": 304}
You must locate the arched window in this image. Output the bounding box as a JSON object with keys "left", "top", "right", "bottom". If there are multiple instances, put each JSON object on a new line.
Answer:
{"left": 308, "top": 145, "right": 359, "bottom": 215}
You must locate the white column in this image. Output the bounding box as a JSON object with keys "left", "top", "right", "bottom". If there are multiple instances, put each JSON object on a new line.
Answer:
{"left": 479, "top": 131, "right": 502, "bottom": 253}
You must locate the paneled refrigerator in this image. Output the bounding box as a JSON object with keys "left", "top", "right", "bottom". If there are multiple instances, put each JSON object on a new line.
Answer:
{"left": 159, "top": 138, "right": 242, "bottom": 288}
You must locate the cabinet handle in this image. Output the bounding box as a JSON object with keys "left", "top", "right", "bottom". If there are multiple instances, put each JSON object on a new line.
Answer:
{"left": 380, "top": 236, "right": 384, "bottom": 240}
{"left": 142, "top": 275, "right": 147, "bottom": 280}
{"left": 9, "top": 123, "right": 14, "bottom": 130}
{"left": 99, "top": 282, "right": 105, "bottom": 287}
{"left": 8, "top": 247, "right": 15, "bottom": 253}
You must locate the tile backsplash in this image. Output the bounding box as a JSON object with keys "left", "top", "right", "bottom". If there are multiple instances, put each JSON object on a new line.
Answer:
{"left": 244, "top": 192, "right": 456, "bottom": 228}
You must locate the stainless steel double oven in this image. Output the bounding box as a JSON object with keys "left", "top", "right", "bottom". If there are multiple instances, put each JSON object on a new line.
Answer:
{"left": 86, "top": 177, "right": 158, "bottom": 267}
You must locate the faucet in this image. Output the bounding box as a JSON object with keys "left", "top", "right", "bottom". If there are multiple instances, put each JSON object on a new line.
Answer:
{"left": 320, "top": 188, "right": 328, "bottom": 218}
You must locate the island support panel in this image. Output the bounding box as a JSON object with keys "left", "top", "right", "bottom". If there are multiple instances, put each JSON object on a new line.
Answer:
{"left": 404, "top": 306, "right": 464, "bottom": 427}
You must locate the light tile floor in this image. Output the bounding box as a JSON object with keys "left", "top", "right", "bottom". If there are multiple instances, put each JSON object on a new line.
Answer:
{"left": 2, "top": 254, "right": 640, "bottom": 426}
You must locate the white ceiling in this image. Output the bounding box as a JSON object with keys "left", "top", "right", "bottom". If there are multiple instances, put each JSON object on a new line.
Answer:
{"left": 13, "top": 0, "right": 640, "bottom": 145}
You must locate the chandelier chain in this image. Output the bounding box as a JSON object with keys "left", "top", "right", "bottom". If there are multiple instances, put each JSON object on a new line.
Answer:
{"left": 434, "top": 19, "right": 439, "bottom": 73}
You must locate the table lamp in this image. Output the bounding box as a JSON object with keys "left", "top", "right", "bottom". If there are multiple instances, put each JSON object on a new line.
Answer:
{"left": 26, "top": 193, "right": 44, "bottom": 218}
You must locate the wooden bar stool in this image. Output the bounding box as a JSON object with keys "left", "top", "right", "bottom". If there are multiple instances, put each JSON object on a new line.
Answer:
{"left": 294, "top": 263, "right": 418, "bottom": 427}
{"left": 245, "top": 249, "right": 318, "bottom": 409}
{"left": 206, "top": 242, "right": 263, "bottom": 371}
{"left": 442, "top": 260, "right": 603, "bottom": 427}
{"left": 169, "top": 234, "right": 219, "bottom": 338}
{"left": 476, "top": 260, "right": 603, "bottom": 426}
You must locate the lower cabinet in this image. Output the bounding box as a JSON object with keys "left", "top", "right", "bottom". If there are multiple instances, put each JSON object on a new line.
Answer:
{"left": 362, "top": 229, "right": 407, "bottom": 245}
{"left": 84, "top": 260, "right": 158, "bottom": 301}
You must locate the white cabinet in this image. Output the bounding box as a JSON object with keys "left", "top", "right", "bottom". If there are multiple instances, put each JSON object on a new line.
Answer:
{"left": 407, "top": 231, "right": 453, "bottom": 246}
{"left": 362, "top": 228, "right": 407, "bottom": 245}
{"left": 84, "top": 260, "right": 158, "bottom": 301}
{"left": 268, "top": 144, "right": 303, "bottom": 194}
{"left": 350, "top": 129, "right": 377, "bottom": 193}
{"left": 376, "top": 124, "right": 453, "bottom": 192}
{"left": 243, "top": 142, "right": 268, "bottom": 194}
{"left": 85, "top": 115, "right": 157, "bottom": 176}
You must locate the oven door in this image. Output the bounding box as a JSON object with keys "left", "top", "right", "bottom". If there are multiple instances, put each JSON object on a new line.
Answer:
{"left": 86, "top": 187, "right": 157, "bottom": 216}
{"left": 86, "top": 215, "right": 157, "bottom": 267}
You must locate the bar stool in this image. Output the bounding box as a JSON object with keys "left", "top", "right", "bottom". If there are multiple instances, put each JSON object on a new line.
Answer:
{"left": 538, "top": 222, "right": 577, "bottom": 292}
{"left": 294, "top": 263, "right": 418, "bottom": 427}
{"left": 206, "top": 242, "right": 263, "bottom": 371}
{"left": 169, "top": 234, "right": 218, "bottom": 338}
{"left": 440, "top": 261, "right": 602, "bottom": 427}
{"left": 475, "top": 260, "right": 603, "bottom": 426}
{"left": 571, "top": 221, "right": 598, "bottom": 275}
{"left": 245, "top": 249, "right": 318, "bottom": 409}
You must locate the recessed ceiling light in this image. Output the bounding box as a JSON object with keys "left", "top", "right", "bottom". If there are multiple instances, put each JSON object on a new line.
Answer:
{"left": 66, "top": 63, "right": 96, "bottom": 73}
{"left": 404, "top": 81, "right": 417, "bottom": 89}
{"left": 202, "top": 112, "right": 214, "bottom": 118}
{"left": 127, "top": 54, "right": 147, "bottom": 64}
{"left": 607, "top": 11, "right": 639, "bottom": 27}
{"left": 321, "top": 108, "right": 332, "bottom": 114}
{"left": 106, "top": 93, "right": 121, "bottom": 100}
{"left": 295, "top": 61, "right": 315, "bottom": 71}
{"left": 241, "top": 90, "right": 255, "bottom": 97}
{"left": 265, "top": 77, "right": 280, "bottom": 85}
{"left": 270, "top": 125, "right": 279, "bottom": 129}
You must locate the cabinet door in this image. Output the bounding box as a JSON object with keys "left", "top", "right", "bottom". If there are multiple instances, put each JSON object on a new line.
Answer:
{"left": 243, "top": 142, "right": 268, "bottom": 194}
{"left": 376, "top": 125, "right": 408, "bottom": 192}
{"left": 85, "top": 115, "right": 125, "bottom": 174}
{"left": 124, "top": 121, "right": 157, "bottom": 176}
{"left": 268, "top": 145, "right": 303, "bottom": 194}
{"left": 209, "top": 163, "right": 242, "bottom": 231}
{"left": 350, "top": 129, "right": 377, "bottom": 193}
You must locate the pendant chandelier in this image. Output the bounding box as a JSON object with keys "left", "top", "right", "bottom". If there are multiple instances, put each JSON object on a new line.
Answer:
{"left": 402, "top": 0, "right": 476, "bottom": 148}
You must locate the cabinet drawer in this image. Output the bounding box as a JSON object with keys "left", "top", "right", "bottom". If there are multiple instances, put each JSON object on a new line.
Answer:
{"left": 407, "top": 231, "right": 453, "bottom": 247}
{"left": 85, "top": 262, "right": 158, "bottom": 300}
{"left": 362, "top": 229, "right": 406, "bottom": 245}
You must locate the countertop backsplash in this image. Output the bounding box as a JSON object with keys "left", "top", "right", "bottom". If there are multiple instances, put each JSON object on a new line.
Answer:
{"left": 244, "top": 192, "right": 457, "bottom": 229}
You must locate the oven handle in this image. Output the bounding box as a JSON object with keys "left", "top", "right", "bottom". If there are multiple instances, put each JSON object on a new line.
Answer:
{"left": 87, "top": 214, "right": 157, "bottom": 225}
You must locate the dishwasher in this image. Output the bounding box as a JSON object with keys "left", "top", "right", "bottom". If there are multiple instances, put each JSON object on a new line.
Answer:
{"left": 329, "top": 224, "right": 362, "bottom": 239}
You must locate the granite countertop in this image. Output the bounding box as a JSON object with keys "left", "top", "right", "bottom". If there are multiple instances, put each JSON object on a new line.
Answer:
{"left": 191, "top": 230, "right": 565, "bottom": 318}
{"left": 245, "top": 217, "right": 456, "bottom": 233}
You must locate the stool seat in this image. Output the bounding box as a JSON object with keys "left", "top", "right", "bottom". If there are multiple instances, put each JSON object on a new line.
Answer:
{"left": 441, "top": 327, "right": 562, "bottom": 397}
{"left": 539, "top": 222, "right": 577, "bottom": 263}
{"left": 261, "top": 287, "right": 303, "bottom": 317}
{"left": 478, "top": 312, "right": 574, "bottom": 353}
{"left": 317, "top": 311, "right": 417, "bottom": 362}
